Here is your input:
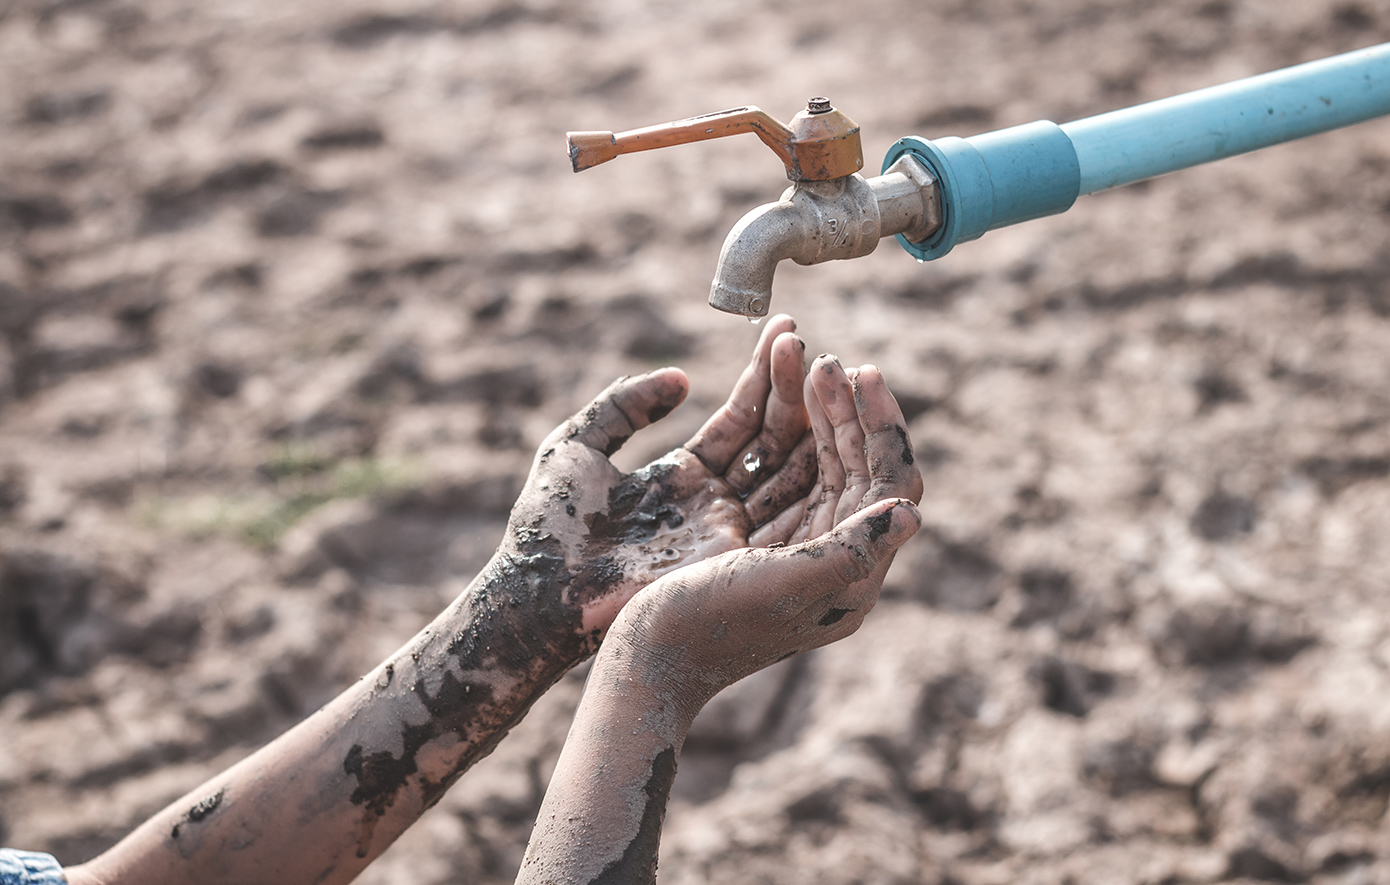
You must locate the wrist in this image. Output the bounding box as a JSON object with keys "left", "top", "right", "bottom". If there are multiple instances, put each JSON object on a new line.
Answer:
{"left": 467, "top": 547, "right": 596, "bottom": 671}
{"left": 598, "top": 594, "right": 721, "bottom": 730}
{"left": 379, "top": 553, "right": 593, "bottom": 745}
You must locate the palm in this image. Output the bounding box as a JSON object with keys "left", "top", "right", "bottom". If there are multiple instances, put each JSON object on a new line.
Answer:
{"left": 614, "top": 355, "right": 927, "bottom": 688}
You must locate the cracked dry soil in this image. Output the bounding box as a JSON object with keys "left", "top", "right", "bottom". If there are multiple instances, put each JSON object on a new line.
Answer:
{"left": 2, "top": 1, "right": 1390, "bottom": 883}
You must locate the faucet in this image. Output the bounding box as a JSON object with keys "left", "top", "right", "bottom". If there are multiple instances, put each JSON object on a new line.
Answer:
{"left": 566, "top": 44, "right": 1390, "bottom": 318}
{"left": 567, "top": 99, "right": 941, "bottom": 318}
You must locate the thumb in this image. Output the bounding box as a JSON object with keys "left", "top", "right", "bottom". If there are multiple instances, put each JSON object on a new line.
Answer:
{"left": 561, "top": 368, "right": 689, "bottom": 457}
{"left": 766, "top": 497, "right": 920, "bottom": 589}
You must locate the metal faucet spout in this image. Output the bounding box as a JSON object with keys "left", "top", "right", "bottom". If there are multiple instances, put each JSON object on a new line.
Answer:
{"left": 707, "top": 156, "right": 941, "bottom": 318}
{"left": 707, "top": 199, "right": 810, "bottom": 318}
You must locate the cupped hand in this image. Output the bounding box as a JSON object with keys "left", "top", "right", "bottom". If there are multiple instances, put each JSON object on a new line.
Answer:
{"left": 500, "top": 315, "right": 819, "bottom": 645}
{"left": 756, "top": 354, "right": 925, "bottom": 546}
{"left": 607, "top": 356, "right": 925, "bottom": 701}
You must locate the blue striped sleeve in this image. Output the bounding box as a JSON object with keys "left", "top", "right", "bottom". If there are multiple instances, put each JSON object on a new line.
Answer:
{"left": 0, "top": 850, "right": 66, "bottom": 885}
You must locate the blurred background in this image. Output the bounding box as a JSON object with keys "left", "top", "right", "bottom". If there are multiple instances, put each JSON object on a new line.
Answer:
{"left": 2, "top": 0, "right": 1390, "bottom": 882}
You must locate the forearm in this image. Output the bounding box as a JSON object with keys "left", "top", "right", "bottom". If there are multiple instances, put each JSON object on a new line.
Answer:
{"left": 67, "top": 551, "right": 593, "bottom": 885}
{"left": 516, "top": 495, "right": 923, "bottom": 885}
{"left": 517, "top": 631, "right": 704, "bottom": 885}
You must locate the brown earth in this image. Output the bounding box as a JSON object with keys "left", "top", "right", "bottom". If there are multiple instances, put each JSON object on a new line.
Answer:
{"left": 3, "top": 1, "right": 1390, "bottom": 882}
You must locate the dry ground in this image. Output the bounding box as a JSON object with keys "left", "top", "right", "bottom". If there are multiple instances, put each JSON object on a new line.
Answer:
{"left": 2, "top": 1, "right": 1390, "bottom": 882}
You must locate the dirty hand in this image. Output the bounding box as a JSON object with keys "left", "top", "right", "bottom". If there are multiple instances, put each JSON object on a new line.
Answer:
{"left": 516, "top": 361, "right": 923, "bottom": 885}
{"left": 607, "top": 356, "right": 925, "bottom": 700}
{"left": 497, "top": 314, "right": 817, "bottom": 652}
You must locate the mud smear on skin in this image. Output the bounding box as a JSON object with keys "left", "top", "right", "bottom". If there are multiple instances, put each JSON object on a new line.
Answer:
{"left": 342, "top": 546, "right": 593, "bottom": 856}
{"left": 341, "top": 467, "right": 692, "bottom": 855}
{"left": 647, "top": 402, "right": 676, "bottom": 423}
{"left": 577, "top": 464, "right": 701, "bottom": 593}
{"left": 818, "top": 607, "right": 854, "bottom": 626}
{"left": 866, "top": 507, "right": 894, "bottom": 542}
{"left": 551, "top": 477, "right": 579, "bottom": 518}
{"left": 753, "top": 441, "right": 817, "bottom": 515}
{"left": 587, "top": 746, "right": 677, "bottom": 885}
{"left": 585, "top": 464, "right": 684, "bottom": 548}
{"left": 894, "top": 425, "right": 914, "bottom": 465}
{"left": 170, "top": 787, "right": 225, "bottom": 839}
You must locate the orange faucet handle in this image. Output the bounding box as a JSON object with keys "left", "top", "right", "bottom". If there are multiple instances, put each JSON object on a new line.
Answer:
{"left": 567, "top": 99, "right": 863, "bottom": 182}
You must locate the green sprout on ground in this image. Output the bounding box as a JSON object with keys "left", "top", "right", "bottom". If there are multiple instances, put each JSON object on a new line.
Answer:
{"left": 144, "top": 448, "right": 424, "bottom": 550}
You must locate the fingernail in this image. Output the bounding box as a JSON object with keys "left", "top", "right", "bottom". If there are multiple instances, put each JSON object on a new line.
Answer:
{"left": 893, "top": 498, "right": 922, "bottom": 529}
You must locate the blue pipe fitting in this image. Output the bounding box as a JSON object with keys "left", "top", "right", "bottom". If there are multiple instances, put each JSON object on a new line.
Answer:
{"left": 883, "top": 121, "right": 1080, "bottom": 261}
{"left": 887, "top": 42, "right": 1390, "bottom": 262}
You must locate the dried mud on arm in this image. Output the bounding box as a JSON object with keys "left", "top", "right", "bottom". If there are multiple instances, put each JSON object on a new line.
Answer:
{"left": 60, "top": 549, "right": 621, "bottom": 885}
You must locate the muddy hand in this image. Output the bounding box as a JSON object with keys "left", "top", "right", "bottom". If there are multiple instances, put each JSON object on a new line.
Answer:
{"left": 616, "top": 358, "right": 924, "bottom": 695}
{"left": 617, "top": 497, "right": 920, "bottom": 701}
{"left": 516, "top": 359, "right": 922, "bottom": 885}
{"left": 499, "top": 314, "right": 817, "bottom": 653}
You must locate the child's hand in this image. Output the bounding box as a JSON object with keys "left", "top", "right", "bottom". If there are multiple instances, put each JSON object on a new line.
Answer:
{"left": 607, "top": 358, "right": 924, "bottom": 704}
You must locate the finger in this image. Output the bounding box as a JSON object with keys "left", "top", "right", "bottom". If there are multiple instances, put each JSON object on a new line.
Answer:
{"left": 685, "top": 314, "right": 797, "bottom": 472}
{"left": 725, "top": 331, "right": 811, "bottom": 495}
{"left": 809, "top": 357, "right": 869, "bottom": 527}
{"left": 799, "top": 355, "right": 847, "bottom": 539}
{"left": 561, "top": 368, "right": 689, "bottom": 457}
{"left": 803, "top": 497, "right": 921, "bottom": 640}
{"left": 853, "top": 365, "right": 926, "bottom": 507}
{"left": 744, "top": 431, "right": 817, "bottom": 527}
{"left": 749, "top": 496, "right": 809, "bottom": 547}
{"left": 760, "top": 497, "right": 921, "bottom": 611}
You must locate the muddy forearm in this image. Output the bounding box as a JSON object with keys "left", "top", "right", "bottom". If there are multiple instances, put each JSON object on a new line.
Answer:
{"left": 67, "top": 552, "right": 596, "bottom": 885}
{"left": 517, "top": 630, "right": 706, "bottom": 885}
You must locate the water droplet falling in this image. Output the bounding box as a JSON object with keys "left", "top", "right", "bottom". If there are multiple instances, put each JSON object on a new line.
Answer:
{"left": 748, "top": 316, "right": 763, "bottom": 325}
{"left": 743, "top": 451, "right": 761, "bottom": 473}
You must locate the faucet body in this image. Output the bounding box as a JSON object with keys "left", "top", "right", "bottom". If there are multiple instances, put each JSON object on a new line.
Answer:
{"left": 708, "top": 155, "right": 940, "bottom": 317}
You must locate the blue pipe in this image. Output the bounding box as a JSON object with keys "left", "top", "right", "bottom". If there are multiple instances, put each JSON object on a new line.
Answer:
{"left": 885, "top": 42, "right": 1390, "bottom": 261}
